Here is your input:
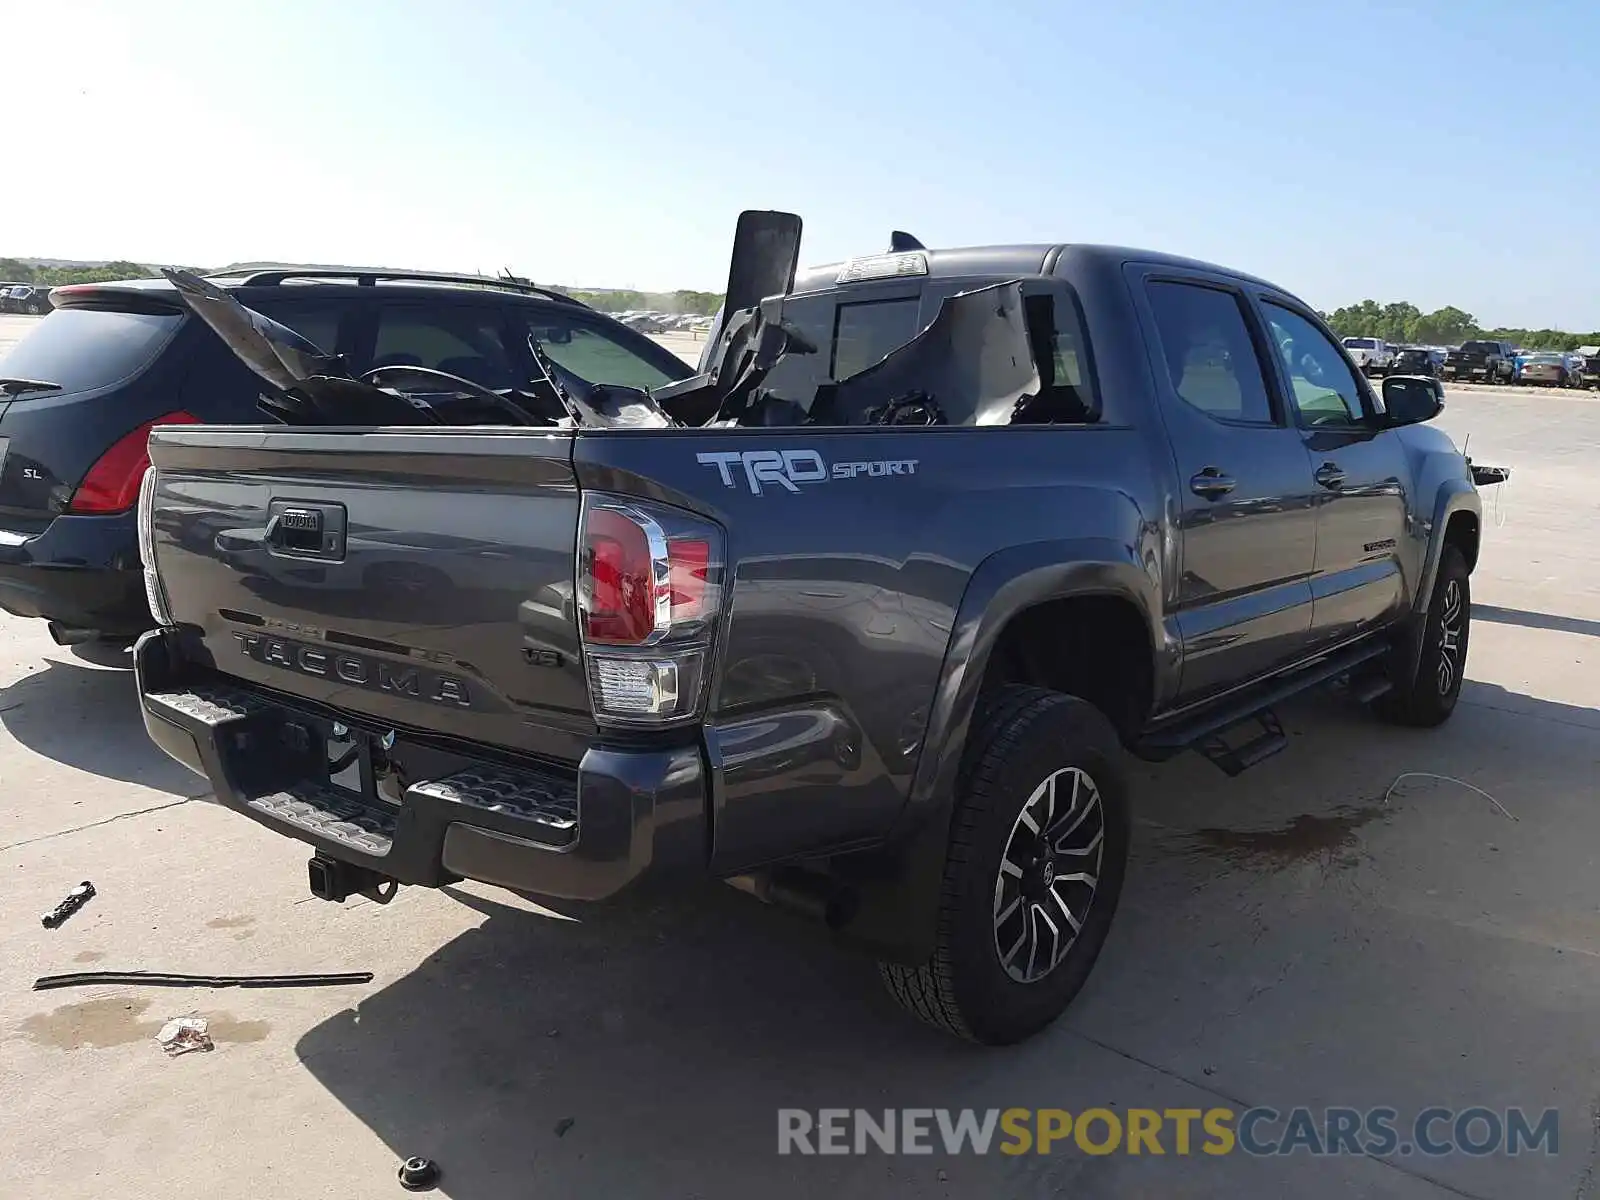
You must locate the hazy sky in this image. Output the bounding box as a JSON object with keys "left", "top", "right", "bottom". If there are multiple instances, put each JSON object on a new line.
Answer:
{"left": 6, "top": 0, "right": 1596, "bottom": 327}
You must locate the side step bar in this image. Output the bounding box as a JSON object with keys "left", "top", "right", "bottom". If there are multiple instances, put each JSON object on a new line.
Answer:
{"left": 1196, "top": 709, "right": 1287, "bottom": 777}
{"left": 1134, "top": 639, "right": 1392, "bottom": 774}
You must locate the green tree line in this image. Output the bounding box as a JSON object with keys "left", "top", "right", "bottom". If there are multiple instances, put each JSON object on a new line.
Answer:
{"left": 1324, "top": 299, "right": 1600, "bottom": 351}
{"left": 0, "top": 257, "right": 172, "bottom": 286}
{"left": 1, "top": 259, "right": 725, "bottom": 315}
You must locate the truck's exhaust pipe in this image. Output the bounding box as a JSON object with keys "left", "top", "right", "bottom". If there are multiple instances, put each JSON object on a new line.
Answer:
{"left": 47, "top": 622, "right": 99, "bottom": 646}
{"left": 726, "top": 867, "right": 856, "bottom": 929}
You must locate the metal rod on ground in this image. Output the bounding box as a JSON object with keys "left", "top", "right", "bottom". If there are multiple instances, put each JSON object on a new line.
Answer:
{"left": 32, "top": 970, "right": 374, "bottom": 992}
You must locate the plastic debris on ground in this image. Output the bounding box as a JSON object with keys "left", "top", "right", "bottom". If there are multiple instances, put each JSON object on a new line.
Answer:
{"left": 156, "top": 1016, "right": 214, "bottom": 1057}
{"left": 41, "top": 881, "right": 96, "bottom": 929}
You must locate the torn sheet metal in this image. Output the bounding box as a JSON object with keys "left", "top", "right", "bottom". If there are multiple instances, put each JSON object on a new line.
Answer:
{"left": 528, "top": 338, "right": 673, "bottom": 428}
{"left": 165, "top": 266, "right": 674, "bottom": 429}
{"left": 821, "top": 281, "right": 1041, "bottom": 426}
{"left": 661, "top": 281, "right": 1045, "bottom": 428}
{"left": 162, "top": 268, "right": 345, "bottom": 395}
{"left": 162, "top": 268, "right": 437, "bottom": 426}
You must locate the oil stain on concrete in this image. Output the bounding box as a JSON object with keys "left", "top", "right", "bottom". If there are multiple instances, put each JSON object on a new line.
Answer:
{"left": 72, "top": 950, "right": 105, "bottom": 963}
{"left": 205, "top": 915, "right": 255, "bottom": 930}
{"left": 18, "top": 997, "right": 270, "bottom": 1051}
{"left": 1186, "top": 805, "right": 1387, "bottom": 869}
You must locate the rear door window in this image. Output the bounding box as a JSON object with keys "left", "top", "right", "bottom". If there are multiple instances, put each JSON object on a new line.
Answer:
{"left": 1143, "top": 281, "right": 1277, "bottom": 424}
{"left": 248, "top": 299, "right": 350, "bottom": 357}
{"left": 370, "top": 305, "right": 518, "bottom": 388}
{"left": 0, "top": 307, "right": 183, "bottom": 395}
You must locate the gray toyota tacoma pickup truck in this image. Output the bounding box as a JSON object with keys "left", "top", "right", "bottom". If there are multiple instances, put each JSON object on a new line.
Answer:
{"left": 133, "top": 213, "right": 1496, "bottom": 1044}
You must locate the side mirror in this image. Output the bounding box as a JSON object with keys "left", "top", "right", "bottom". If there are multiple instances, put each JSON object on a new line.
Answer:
{"left": 1382, "top": 375, "right": 1444, "bottom": 426}
{"left": 532, "top": 325, "right": 573, "bottom": 345}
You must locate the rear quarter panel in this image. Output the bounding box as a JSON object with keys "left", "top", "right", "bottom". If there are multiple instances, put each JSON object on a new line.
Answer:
{"left": 575, "top": 425, "right": 1165, "bottom": 873}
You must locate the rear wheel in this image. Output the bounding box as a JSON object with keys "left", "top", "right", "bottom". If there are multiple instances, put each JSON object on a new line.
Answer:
{"left": 879, "top": 687, "right": 1129, "bottom": 1044}
{"left": 1376, "top": 545, "right": 1470, "bottom": 727}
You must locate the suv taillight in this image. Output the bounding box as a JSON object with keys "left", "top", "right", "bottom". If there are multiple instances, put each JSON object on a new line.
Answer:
{"left": 68, "top": 411, "right": 200, "bottom": 514}
{"left": 577, "top": 494, "right": 724, "bottom": 724}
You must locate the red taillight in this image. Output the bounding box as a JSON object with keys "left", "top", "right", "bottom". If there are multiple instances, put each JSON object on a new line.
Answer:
{"left": 577, "top": 495, "right": 723, "bottom": 724}
{"left": 583, "top": 506, "right": 659, "bottom": 644}
{"left": 68, "top": 411, "right": 199, "bottom": 514}
{"left": 580, "top": 506, "right": 717, "bottom": 646}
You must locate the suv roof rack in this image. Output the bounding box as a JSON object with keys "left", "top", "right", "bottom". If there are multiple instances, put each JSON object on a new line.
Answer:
{"left": 210, "top": 268, "right": 588, "bottom": 308}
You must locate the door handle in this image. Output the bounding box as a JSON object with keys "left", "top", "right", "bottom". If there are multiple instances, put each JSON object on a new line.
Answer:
{"left": 1189, "top": 468, "right": 1237, "bottom": 499}
{"left": 1314, "top": 462, "right": 1346, "bottom": 490}
{"left": 264, "top": 500, "right": 347, "bottom": 560}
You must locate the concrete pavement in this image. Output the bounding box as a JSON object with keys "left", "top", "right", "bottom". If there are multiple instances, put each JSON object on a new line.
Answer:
{"left": 0, "top": 312, "right": 1596, "bottom": 1198}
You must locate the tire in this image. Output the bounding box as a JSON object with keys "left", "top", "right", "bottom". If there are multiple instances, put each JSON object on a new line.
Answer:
{"left": 1376, "top": 545, "right": 1470, "bottom": 727}
{"left": 878, "top": 686, "right": 1130, "bottom": 1044}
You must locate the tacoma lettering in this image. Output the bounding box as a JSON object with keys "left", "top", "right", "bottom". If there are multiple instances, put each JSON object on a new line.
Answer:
{"left": 231, "top": 633, "right": 470, "bottom": 709}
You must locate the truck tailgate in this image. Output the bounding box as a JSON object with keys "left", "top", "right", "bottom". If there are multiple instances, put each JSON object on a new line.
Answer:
{"left": 144, "top": 427, "right": 592, "bottom": 762}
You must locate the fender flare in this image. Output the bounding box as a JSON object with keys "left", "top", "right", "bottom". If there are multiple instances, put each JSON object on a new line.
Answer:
{"left": 1413, "top": 480, "right": 1480, "bottom": 614}
{"left": 1399, "top": 480, "right": 1481, "bottom": 682}
{"left": 836, "top": 539, "right": 1164, "bottom": 963}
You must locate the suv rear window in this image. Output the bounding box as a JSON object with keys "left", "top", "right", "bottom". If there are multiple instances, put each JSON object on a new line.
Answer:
{"left": 1461, "top": 341, "right": 1499, "bottom": 354}
{"left": 0, "top": 307, "right": 183, "bottom": 395}
{"left": 1343, "top": 337, "right": 1377, "bottom": 349}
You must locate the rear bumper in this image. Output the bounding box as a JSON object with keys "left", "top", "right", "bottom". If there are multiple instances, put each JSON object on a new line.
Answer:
{"left": 0, "top": 512, "right": 148, "bottom": 634}
{"left": 133, "top": 629, "right": 708, "bottom": 901}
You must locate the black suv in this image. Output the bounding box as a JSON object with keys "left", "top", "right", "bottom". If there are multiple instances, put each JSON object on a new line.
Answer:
{"left": 1389, "top": 346, "right": 1440, "bottom": 378}
{"left": 0, "top": 269, "right": 692, "bottom": 643}
{"left": 1, "top": 285, "right": 53, "bottom": 315}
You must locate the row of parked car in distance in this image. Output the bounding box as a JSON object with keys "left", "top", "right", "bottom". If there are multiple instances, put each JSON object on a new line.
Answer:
{"left": 1341, "top": 335, "right": 1596, "bottom": 389}
{"left": 0, "top": 283, "right": 53, "bottom": 314}
{"left": 614, "top": 310, "right": 716, "bottom": 335}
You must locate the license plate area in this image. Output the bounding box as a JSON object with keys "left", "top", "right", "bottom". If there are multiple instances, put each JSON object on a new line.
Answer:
{"left": 275, "top": 715, "right": 399, "bottom": 808}
{"left": 326, "top": 723, "right": 370, "bottom": 798}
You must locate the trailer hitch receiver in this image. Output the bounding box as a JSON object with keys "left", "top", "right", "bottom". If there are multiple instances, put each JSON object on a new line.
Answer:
{"left": 308, "top": 854, "right": 399, "bottom": 904}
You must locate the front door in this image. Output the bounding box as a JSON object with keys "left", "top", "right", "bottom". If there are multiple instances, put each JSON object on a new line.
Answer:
{"left": 1252, "top": 297, "right": 1411, "bottom": 648}
{"left": 1127, "top": 268, "right": 1321, "bottom": 702}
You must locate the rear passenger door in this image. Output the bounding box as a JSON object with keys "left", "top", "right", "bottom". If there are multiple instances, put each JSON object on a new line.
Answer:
{"left": 1125, "top": 266, "right": 1321, "bottom": 701}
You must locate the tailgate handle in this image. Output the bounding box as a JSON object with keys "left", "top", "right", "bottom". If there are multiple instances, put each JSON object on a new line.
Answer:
{"left": 265, "top": 500, "right": 346, "bottom": 560}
